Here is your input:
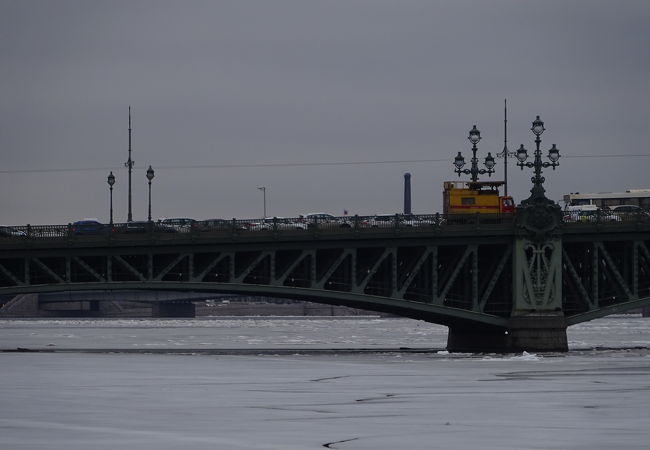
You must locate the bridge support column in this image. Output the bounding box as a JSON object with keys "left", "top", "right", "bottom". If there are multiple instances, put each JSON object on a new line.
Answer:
{"left": 447, "top": 314, "right": 567, "bottom": 353}
{"left": 152, "top": 302, "right": 195, "bottom": 318}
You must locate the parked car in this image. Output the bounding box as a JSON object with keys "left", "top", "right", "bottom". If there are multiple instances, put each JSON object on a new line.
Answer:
{"left": 119, "top": 221, "right": 177, "bottom": 234}
{"left": 563, "top": 206, "right": 621, "bottom": 223}
{"left": 368, "top": 214, "right": 424, "bottom": 228}
{"left": 192, "top": 218, "right": 248, "bottom": 232}
{"left": 158, "top": 217, "right": 196, "bottom": 232}
{"left": 248, "top": 217, "right": 308, "bottom": 231}
{"left": 607, "top": 205, "right": 650, "bottom": 220}
{"left": 0, "top": 225, "right": 27, "bottom": 237}
{"left": 70, "top": 219, "right": 110, "bottom": 235}
{"left": 368, "top": 214, "right": 399, "bottom": 228}
{"left": 299, "top": 213, "right": 353, "bottom": 228}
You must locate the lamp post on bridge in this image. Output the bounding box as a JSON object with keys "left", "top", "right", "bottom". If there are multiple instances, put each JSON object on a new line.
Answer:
{"left": 448, "top": 114, "right": 568, "bottom": 352}
{"left": 515, "top": 115, "right": 561, "bottom": 205}
{"left": 453, "top": 125, "right": 496, "bottom": 182}
{"left": 107, "top": 171, "right": 115, "bottom": 225}
{"left": 146, "top": 165, "right": 155, "bottom": 223}
{"left": 257, "top": 186, "right": 266, "bottom": 218}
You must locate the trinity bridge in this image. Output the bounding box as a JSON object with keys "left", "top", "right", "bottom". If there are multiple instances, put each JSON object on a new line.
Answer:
{"left": 1, "top": 212, "right": 648, "bottom": 353}
{"left": 2, "top": 116, "right": 649, "bottom": 352}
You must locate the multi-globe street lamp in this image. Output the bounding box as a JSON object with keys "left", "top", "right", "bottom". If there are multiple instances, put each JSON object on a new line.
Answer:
{"left": 515, "top": 115, "right": 561, "bottom": 202}
{"left": 453, "top": 125, "right": 496, "bottom": 182}
{"left": 146, "top": 165, "right": 155, "bottom": 223}
{"left": 107, "top": 171, "right": 115, "bottom": 225}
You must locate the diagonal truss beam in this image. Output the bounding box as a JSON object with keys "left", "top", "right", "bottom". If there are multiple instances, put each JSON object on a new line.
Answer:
{"left": 113, "top": 255, "right": 146, "bottom": 281}
{"left": 154, "top": 254, "right": 189, "bottom": 281}
{"left": 397, "top": 248, "right": 433, "bottom": 298}
{"left": 73, "top": 256, "right": 106, "bottom": 282}
{"left": 596, "top": 242, "right": 635, "bottom": 301}
{"left": 32, "top": 258, "right": 65, "bottom": 283}
{"left": 274, "top": 251, "right": 313, "bottom": 286}
{"left": 0, "top": 262, "right": 24, "bottom": 286}
{"left": 355, "top": 248, "right": 394, "bottom": 294}
{"left": 315, "top": 249, "right": 353, "bottom": 289}
{"left": 439, "top": 245, "right": 475, "bottom": 302}
{"left": 233, "top": 251, "right": 272, "bottom": 283}
{"left": 562, "top": 248, "right": 595, "bottom": 309}
{"left": 191, "top": 253, "right": 231, "bottom": 282}
{"left": 478, "top": 246, "right": 512, "bottom": 312}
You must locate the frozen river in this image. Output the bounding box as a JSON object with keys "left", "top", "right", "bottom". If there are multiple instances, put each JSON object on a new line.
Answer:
{"left": 2, "top": 316, "right": 650, "bottom": 449}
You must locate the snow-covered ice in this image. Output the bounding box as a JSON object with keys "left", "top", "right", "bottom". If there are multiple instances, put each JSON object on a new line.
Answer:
{"left": 1, "top": 316, "right": 650, "bottom": 449}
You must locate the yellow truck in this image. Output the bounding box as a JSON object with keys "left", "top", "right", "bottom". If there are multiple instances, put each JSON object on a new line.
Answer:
{"left": 443, "top": 181, "right": 514, "bottom": 215}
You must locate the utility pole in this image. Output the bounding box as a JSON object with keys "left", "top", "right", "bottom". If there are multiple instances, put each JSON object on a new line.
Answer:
{"left": 498, "top": 99, "right": 516, "bottom": 197}
{"left": 503, "top": 99, "right": 509, "bottom": 196}
{"left": 125, "top": 106, "right": 134, "bottom": 222}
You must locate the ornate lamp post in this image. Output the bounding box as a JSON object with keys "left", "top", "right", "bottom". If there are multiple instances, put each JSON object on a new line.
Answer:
{"left": 453, "top": 125, "right": 496, "bottom": 182}
{"left": 507, "top": 114, "right": 566, "bottom": 352}
{"left": 515, "top": 115, "right": 561, "bottom": 205}
{"left": 146, "top": 165, "right": 155, "bottom": 222}
{"left": 257, "top": 186, "right": 267, "bottom": 218}
{"left": 107, "top": 171, "right": 116, "bottom": 225}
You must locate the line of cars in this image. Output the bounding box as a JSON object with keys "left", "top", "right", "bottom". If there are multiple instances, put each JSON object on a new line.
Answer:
{"left": 0, "top": 211, "right": 454, "bottom": 239}
{"left": 65, "top": 219, "right": 180, "bottom": 235}
{"left": 562, "top": 205, "right": 650, "bottom": 223}
{"left": 189, "top": 213, "right": 444, "bottom": 233}
{"left": 0, "top": 225, "right": 27, "bottom": 237}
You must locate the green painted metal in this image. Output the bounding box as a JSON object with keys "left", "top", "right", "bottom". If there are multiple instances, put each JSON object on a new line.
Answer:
{"left": 513, "top": 237, "right": 562, "bottom": 313}
{"left": 0, "top": 220, "right": 649, "bottom": 330}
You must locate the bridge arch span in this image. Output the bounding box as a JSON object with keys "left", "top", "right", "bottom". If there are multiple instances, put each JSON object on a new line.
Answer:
{"left": 2, "top": 281, "right": 509, "bottom": 330}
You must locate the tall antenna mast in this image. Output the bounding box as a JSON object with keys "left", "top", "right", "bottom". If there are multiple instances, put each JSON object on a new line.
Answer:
{"left": 503, "top": 99, "right": 508, "bottom": 196}
{"left": 125, "top": 106, "right": 134, "bottom": 222}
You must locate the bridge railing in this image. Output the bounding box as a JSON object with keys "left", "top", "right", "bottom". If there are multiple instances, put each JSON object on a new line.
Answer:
{"left": 3, "top": 209, "right": 649, "bottom": 242}
{"left": 1, "top": 213, "right": 519, "bottom": 242}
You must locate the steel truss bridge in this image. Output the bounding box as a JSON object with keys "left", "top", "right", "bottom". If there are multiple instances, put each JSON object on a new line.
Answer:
{"left": 1, "top": 214, "right": 649, "bottom": 352}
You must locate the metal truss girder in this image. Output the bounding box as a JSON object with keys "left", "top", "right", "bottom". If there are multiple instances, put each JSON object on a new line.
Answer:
{"left": 275, "top": 251, "right": 312, "bottom": 286}
{"left": 562, "top": 248, "right": 595, "bottom": 310}
{"left": 233, "top": 251, "right": 271, "bottom": 283}
{"left": 154, "top": 253, "right": 189, "bottom": 281}
{"left": 32, "top": 257, "right": 65, "bottom": 284}
{"left": 595, "top": 242, "right": 635, "bottom": 301}
{"left": 192, "top": 253, "right": 231, "bottom": 282}
{"left": 73, "top": 256, "right": 106, "bottom": 282}
{"left": 478, "top": 246, "right": 512, "bottom": 312}
{"left": 0, "top": 280, "right": 508, "bottom": 328}
{"left": 0, "top": 262, "right": 23, "bottom": 286}
{"left": 439, "top": 245, "right": 475, "bottom": 302}
{"left": 314, "top": 249, "right": 353, "bottom": 289}
{"left": 566, "top": 295, "right": 650, "bottom": 326}
{"left": 113, "top": 255, "right": 146, "bottom": 281}
{"left": 355, "top": 247, "right": 394, "bottom": 294}
{"left": 397, "top": 248, "right": 433, "bottom": 298}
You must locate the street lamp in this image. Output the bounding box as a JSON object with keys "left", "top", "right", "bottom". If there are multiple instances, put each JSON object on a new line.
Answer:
{"left": 107, "top": 171, "right": 115, "bottom": 225}
{"left": 146, "top": 165, "right": 155, "bottom": 222}
{"left": 125, "top": 107, "right": 134, "bottom": 222}
{"left": 257, "top": 186, "right": 266, "bottom": 218}
{"left": 516, "top": 115, "right": 561, "bottom": 202}
{"left": 453, "top": 125, "right": 495, "bottom": 182}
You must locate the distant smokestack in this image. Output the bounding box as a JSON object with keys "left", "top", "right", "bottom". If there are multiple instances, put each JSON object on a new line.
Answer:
{"left": 403, "top": 173, "right": 412, "bottom": 215}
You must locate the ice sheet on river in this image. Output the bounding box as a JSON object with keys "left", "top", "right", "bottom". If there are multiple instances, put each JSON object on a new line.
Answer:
{"left": 1, "top": 316, "right": 650, "bottom": 449}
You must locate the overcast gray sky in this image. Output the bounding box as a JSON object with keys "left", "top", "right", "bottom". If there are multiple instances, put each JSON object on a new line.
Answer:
{"left": 1, "top": 0, "right": 649, "bottom": 224}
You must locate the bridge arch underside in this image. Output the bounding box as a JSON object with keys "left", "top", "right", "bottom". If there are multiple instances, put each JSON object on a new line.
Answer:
{"left": 562, "top": 234, "right": 650, "bottom": 325}
{"left": 0, "top": 239, "right": 514, "bottom": 330}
